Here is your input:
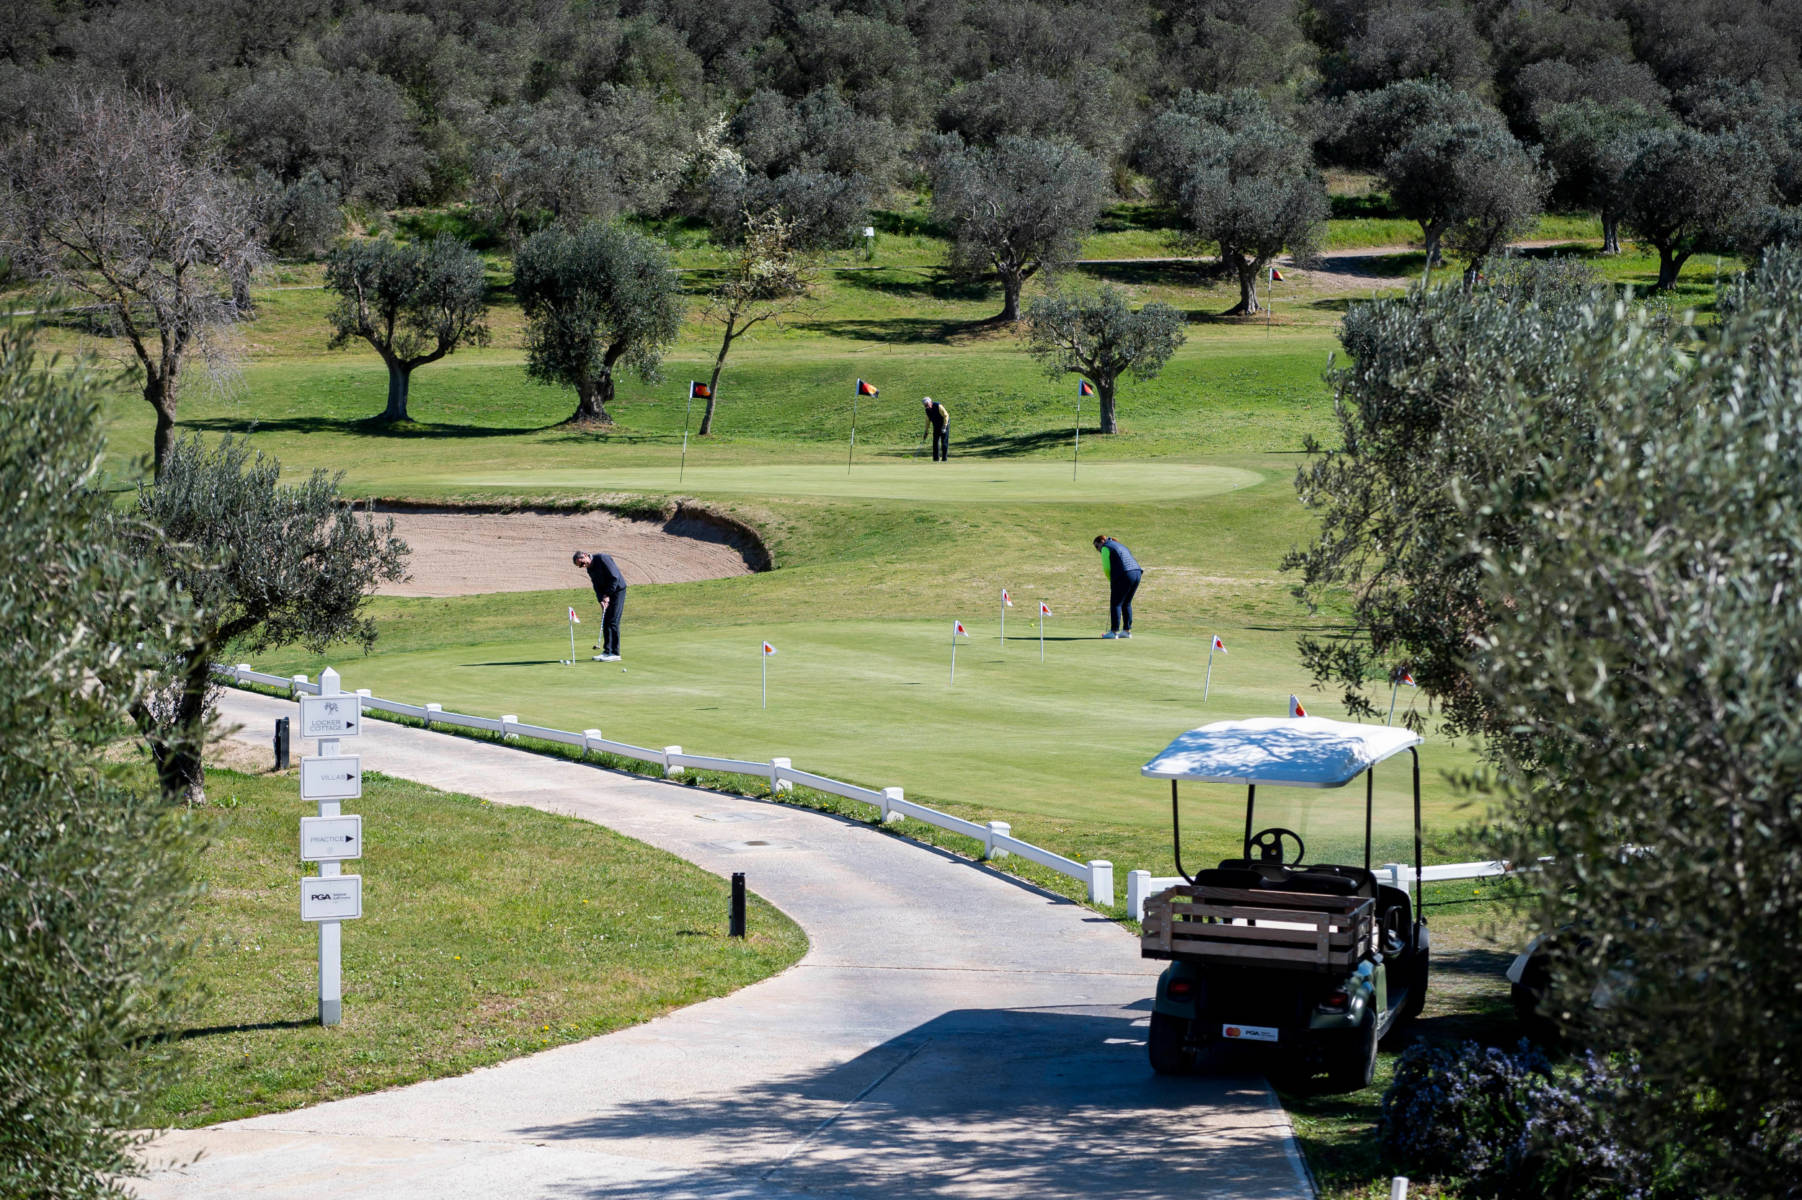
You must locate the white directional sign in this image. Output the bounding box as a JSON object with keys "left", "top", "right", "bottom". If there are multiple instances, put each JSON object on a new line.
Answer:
{"left": 300, "top": 874, "right": 363, "bottom": 922}
{"left": 299, "top": 694, "right": 361, "bottom": 739}
{"left": 300, "top": 815, "right": 363, "bottom": 862}
{"left": 300, "top": 755, "right": 362, "bottom": 800}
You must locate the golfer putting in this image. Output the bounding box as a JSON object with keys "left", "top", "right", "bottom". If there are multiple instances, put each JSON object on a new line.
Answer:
{"left": 922, "top": 396, "right": 950, "bottom": 461}
{"left": 573, "top": 550, "right": 627, "bottom": 661}
{"left": 1094, "top": 534, "right": 1143, "bottom": 639}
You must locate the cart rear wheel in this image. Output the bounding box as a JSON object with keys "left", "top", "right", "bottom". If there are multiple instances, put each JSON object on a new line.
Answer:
{"left": 1398, "top": 945, "right": 1429, "bottom": 1022}
{"left": 1148, "top": 1012, "right": 1196, "bottom": 1075}
{"left": 1327, "top": 1011, "right": 1378, "bottom": 1092}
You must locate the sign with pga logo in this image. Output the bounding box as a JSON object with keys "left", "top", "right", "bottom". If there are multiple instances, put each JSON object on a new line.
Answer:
{"left": 299, "top": 694, "right": 360, "bottom": 739}
{"left": 300, "top": 755, "right": 361, "bottom": 800}
{"left": 300, "top": 815, "right": 363, "bottom": 862}
{"left": 300, "top": 875, "right": 363, "bottom": 922}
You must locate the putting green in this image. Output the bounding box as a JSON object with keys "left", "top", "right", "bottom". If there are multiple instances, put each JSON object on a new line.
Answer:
{"left": 435, "top": 460, "right": 1264, "bottom": 504}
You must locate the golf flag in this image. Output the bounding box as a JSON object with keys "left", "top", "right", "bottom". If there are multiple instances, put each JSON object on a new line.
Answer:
{"left": 760, "top": 639, "right": 776, "bottom": 707}
{"left": 763, "top": 641, "right": 777, "bottom": 656}
{"left": 1212, "top": 635, "right": 1226, "bottom": 652}
{"left": 856, "top": 378, "right": 879, "bottom": 397}
{"left": 1040, "top": 601, "right": 1053, "bottom": 616}
{"left": 1002, "top": 588, "right": 1013, "bottom": 606}
{"left": 1079, "top": 379, "right": 1095, "bottom": 397}
{"left": 954, "top": 620, "right": 968, "bottom": 637}
{"left": 568, "top": 607, "right": 580, "bottom": 623}
{"left": 690, "top": 381, "right": 711, "bottom": 399}
{"left": 1400, "top": 670, "right": 1416, "bottom": 686}
{"left": 1289, "top": 694, "right": 1308, "bottom": 718}
{"left": 1203, "top": 634, "right": 1227, "bottom": 701}
{"left": 1270, "top": 267, "right": 1284, "bottom": 282}
{"left": 1386, "top": 668, "right": 1417, "bottom": 724}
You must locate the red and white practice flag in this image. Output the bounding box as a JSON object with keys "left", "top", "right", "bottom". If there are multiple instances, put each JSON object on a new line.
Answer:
{"left": 954, "top": 620, "right": 968, "bottom": 637}
{"left": 763, "top": 641, "right": 777, "bottom": 656}
{"left": 1289, "top": 694, "right": 1308, "bottom": 718}
{"left": 1039, "top": 601, "right": 1053, "bottom": 616}
{"left": 1399, "top": 670, "right": 1416, "bottom": 686}
{"left": 1212, "top": 635, "right": 1226, "bottom": 652}
{"left": 568, "top": 607, "right": 580, "bottom": 623}
{"left": 1002, "top": 588, "right": 1013, "bottom": 607}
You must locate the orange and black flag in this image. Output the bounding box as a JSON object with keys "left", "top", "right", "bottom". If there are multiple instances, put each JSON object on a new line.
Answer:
{"left": 1079, "top": 379, "right": 1096, "bottom": 397}
{"left": 690, "top": 381, "right": 712, "bottom": 399}
{"left": 856, "top": 378, "right": 879, "bottom": 397}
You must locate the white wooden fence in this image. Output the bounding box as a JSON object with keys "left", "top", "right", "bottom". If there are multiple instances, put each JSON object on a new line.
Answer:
{"left": 1125, "top": 859, "right": 1519, "bottom": 922}
{"left": 219, "top": 664, "right": 1117, "bottom": 906}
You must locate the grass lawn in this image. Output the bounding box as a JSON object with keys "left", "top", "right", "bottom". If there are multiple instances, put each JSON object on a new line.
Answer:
{"left": 150, "top": 766, "right": 806, "bottom": 1127}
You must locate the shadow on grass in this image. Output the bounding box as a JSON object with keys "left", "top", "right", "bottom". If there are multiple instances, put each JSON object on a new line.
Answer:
{"left": 806, "top": 316, "right": 1002, "bottom": 345}
{"left": 1073, "top": 260, "right": 1219, "bottom": 288}
{"left": 954, "top": 427, "right": 1090, "bottom": 457}
{"left": 165, "top": 1018, "right": 316, "bottom": 1042}
{"left": 837, "top": 268, "right": 992, "bottom": 303}
{"left": 461, "top": 660, "right": 571, "bottom": 667}
{"left": 1314, "top": 250, "right": 1425, "bottom": 277}
{"left": 185, "top": 414, "right": 559, "bottom": 440}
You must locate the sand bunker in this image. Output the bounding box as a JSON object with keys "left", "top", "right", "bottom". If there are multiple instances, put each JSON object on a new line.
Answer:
{"left": 374, "top": 506, "right": 764, "bottom": 597}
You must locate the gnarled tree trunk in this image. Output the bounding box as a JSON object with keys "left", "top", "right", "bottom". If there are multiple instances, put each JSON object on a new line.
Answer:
{"left": 1098, "top": 378, "right": 1119, "bottom": 434}
{"left": 147, "top": 375, "right": 179, "bottom": 479}
{"left": 381, "top": 353, "right": 413, "bottom": 422}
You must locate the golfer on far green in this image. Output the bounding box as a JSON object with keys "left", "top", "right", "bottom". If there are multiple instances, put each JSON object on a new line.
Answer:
{"left": 1094, "top": 534, "right": 1143, "bottom": 639}
{"left": 573, "top": 550, "right": 626, "bottom": 661}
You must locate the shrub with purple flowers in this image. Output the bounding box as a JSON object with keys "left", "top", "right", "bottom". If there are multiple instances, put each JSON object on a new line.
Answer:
{"left": 1380, "top": 1040, "right": 1648, "bottom": 1199}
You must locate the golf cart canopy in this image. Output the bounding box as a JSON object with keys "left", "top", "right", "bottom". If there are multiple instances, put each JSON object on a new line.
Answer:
{"left": 1141, "top": 717, "right": 1423, "bottom": 789}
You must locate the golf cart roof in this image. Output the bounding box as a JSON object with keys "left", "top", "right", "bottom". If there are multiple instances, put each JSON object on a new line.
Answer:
{"left": 1142, "top": 717, "right": 1422, "bottom": 788}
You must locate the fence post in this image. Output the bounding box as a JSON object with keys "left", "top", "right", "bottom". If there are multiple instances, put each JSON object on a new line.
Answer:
{"left": 770, "top": 757, "right": 792, "bottom": 795}
{"left": 1127, "top": 870, "right": 1151, "bottom": 921}
{"left": 424, "top": 702, "right": 442, "bottom": 727}
{"left": 880, "top": 787, "right": 904, "bottom": 824}
{"left": 1087, "top": 861, "right": 1115, "bottom": 907}
{"left": 290, "top": 674, "right": 308, "bottom": 697}
{"left": 501, "top": 714, "right": 519, "bottom": 740}
{"left": 354, "top": 688, "right": 371, "bottom": 714}
{"left": 584, "top": 729, "right": 602, "bottom": 760}
{"left": 236, "top": 663, "right": 252, "bottom": 683}
{"left": 664, "top": 746, "right": 683, "bottom": 778}
{"left": 985, "top": 821, "right": 1011, "bottom": 860}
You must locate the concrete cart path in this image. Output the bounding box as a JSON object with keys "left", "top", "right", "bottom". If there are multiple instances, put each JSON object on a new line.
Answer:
{"left": 133, "top": 688, "right": 1313, "bottom": 1200}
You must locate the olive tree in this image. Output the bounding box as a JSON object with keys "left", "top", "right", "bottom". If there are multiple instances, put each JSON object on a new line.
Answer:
{"left": 1538, "top": 100, "right": 1669, "bottom": 254}
{"left": 324, "top": 236, "right": 490, "bottom": 423}
{"left": 0, "top": 87, "right": 262, "bottom": 476}
{"left": 1619, "top": 126, "right": 1770, "bottom": 288}
{"left": 1476, "top": 247, "right": 1802, "bottom": 1197}
{"left": 697, "top": 209, "right": 816, "bottom": 436}
{"left": 1141, "top": 90, "right": 1327, "bottom": 315}
{"left": 1283, "top": 259, "right": 1615, "bottom": 736}
{"left": 514, "top": 221, "right": 685, "bottom": 425}
{"left": 1383, "top": 119, "right": 1541, "bottom": 268}
{"left": 1022, "top": 286, "right": 1186, "bottom": 433}
{"left": 927, "top": 134, "right": 1108, "bottom": 322}
{"left": 125, "top": 435, "right": 408, "bottom": 803}
{"left": 1, "top": 321, "right": 193, "bottom": 1197}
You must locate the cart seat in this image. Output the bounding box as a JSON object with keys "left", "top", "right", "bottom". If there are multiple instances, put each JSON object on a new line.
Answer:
{"left": 1212, "top": 860, "right": 1377, "bottom": 899}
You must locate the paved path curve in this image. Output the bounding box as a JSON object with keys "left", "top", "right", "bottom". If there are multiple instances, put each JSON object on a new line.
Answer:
{"left": 134, "top": 689, "right": 1313, "bottom": 1200}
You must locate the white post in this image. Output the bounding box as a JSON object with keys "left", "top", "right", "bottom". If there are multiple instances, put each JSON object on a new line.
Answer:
{"left": 291, "top": 673, "right": 308, "bottom": 696}
{"left": 1128, "top": 869, "right": 1154, "bottom": 922}
{"left": 568, "top": 612, "right": 577, "bottom": 665}
{"left": 880, "top": 787, "right": 904, "bottom": 824}
{"left": 1390, "top": 1178, "right": 1410, "bottom": 1200}
{"left": 425, "top": 702, "right": 442, "bottom": 727}
{"left": 663, "top": 746, "right": 683, "bottom": 778}
{"left": 1073, "top": 392, "right": 1081, "bottom": 481}
{"left": 771, "top": 757, "right": 792, "bottom": 795}
{"left": 501, "top": 715, "right": 518, "bottom": 740}
{"left": 984, "top": 821, "right": 1011, "bottom": 860}
{"left": 1087, "top": 860, "right": 1115, "bottom": 907}
{"left": 585, "top": 729, "right": 603, "bottom": 760}
{"left": 761, "top": 647, "right": 767, "bottom": 710}
{"left": 355, "top": 688, "right": 371, "bottom": 707}
{"left": 315, "top": 667, "right": 343, "bottom": 1027}
{"left": 1000, "top": 593, "right": 1005, "bottom": 646}
{"left": 1039, "top": 607, "right": 1046, "bottom": 662}
{"left": 950, "top": 634, "right": 957, "bottom": 686}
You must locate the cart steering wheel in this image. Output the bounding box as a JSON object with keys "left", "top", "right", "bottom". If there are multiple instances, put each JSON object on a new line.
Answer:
{"left": 1248, "top": 826, "right": 1306, "bottom": 866}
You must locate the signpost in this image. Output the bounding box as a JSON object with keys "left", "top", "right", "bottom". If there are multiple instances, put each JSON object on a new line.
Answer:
{"left": 299, "top": 667, "right": 362, "bottom": 1026}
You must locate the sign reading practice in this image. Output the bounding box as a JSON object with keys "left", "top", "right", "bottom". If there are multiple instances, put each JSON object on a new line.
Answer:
{"left": 298, "top": 694, "right": 361, "bottom": 739}
{"left": 300, "top": 874, "right": 363, "bottom": 922}
{"left": 300, "top": 815, "right": 363, "bottom": 862}
{"left": 300, "top": 755, "right": 362, "bottom": 801}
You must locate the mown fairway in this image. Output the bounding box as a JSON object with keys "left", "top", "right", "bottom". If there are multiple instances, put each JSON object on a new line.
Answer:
{"left": 75, "top": 209, "right": 1712, "bottom": 888}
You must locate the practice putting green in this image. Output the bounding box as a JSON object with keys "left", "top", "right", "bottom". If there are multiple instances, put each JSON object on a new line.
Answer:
{"left": 422, "top": 460, "right": 1265, "bottom": 504}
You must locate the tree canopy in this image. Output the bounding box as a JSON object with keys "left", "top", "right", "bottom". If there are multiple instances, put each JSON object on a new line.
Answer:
{"left": 324, "top": 235, "right": 491, "bottom": 423}
{"left": 1022, "top": 286, "right": 1187, "bottom": 434}
{"left": 514, "top": 220, "right": 686, "bottom": 425}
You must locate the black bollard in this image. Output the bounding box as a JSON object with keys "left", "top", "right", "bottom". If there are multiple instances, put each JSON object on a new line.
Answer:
{"left": 274, "top": 717, "right": 290, "bottom": 770}
{"left": 729, "top": 872, "right": 746, "bottom": 938}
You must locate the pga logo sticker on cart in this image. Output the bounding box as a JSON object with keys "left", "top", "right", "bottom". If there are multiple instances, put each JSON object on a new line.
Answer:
{"left": 1222, "top": 1024, "right": 1280, "bottom": 1043}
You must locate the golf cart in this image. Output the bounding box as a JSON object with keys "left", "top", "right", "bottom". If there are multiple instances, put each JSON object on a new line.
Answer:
{"left": 1138, "top": 717, "right": 1430, "bottom": 1090}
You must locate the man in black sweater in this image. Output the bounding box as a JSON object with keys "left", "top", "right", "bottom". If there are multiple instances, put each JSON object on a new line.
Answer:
{"left": 573, "top": 550, "right": 627, "bottom": 660}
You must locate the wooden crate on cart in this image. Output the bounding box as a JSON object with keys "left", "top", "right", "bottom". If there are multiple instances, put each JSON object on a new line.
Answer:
{"left": 1141, "top": 885, "right": 1375, "bottom": 973}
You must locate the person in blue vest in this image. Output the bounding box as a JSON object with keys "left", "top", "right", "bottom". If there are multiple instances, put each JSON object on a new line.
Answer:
{"left": 1093, "top": 534, "right": 1143, "bottom": 639}
{"left": 573, "top": 550, "right": 627, "bottom": 660}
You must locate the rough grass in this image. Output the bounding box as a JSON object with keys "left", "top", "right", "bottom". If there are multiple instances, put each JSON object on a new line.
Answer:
{"left": 149, "top": 766, "right": 806, "bottom": 1126}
